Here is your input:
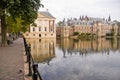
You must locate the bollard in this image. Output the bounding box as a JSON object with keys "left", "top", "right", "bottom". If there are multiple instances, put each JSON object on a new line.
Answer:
{"left": 28, "top": 46, "right": 32, "bottom": 76}
{"left": 33, "top": 63, "right": 38, "bottom": 80}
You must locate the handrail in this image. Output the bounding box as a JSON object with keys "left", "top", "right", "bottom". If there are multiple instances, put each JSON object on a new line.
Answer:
{"left": 23, "top": 37, "right": 43, "bottom": 80}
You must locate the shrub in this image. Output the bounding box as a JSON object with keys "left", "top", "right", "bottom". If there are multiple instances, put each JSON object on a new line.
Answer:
{"left": 73, "top": 32, "right": 79, "bottom": 36}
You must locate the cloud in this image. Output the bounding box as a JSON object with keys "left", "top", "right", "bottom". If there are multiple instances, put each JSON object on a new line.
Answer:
{"left": 40, "top": 0, "right": 120, "bottom": 22}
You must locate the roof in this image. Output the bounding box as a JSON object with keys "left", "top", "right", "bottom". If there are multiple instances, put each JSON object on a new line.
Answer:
{"left": 39, "top": 11, "right": 55, "bottom": 19}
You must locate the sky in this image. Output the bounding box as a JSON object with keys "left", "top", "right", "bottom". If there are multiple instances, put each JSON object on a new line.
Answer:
{"left": 39, "top": 0, "right": 120, "bottom": 23}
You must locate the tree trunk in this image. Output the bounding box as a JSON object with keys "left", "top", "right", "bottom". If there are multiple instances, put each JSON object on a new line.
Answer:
{"left": 1, "top": 10, "right": 7, "bottom": 47}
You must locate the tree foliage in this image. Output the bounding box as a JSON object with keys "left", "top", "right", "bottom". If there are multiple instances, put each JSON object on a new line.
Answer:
{"left": 57, "top": 21, "right": 63, "bottom": 26}
{"left": 0, "top": 0, "right": 43, "bottom": 46}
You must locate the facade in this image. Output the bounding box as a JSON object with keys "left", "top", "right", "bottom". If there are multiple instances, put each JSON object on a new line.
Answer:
{"left": 24, "top": 11, "right": 56, "bottom": 38}
{"left": 117, "top": 22, "right": 120, "bottom": 35}
{"left": 56, "top": 16, "right": 119, "bottom": 37}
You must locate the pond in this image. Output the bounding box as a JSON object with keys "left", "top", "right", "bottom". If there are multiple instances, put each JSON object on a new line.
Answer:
{"left": 27, "top": 38, "right": 120, "bottom": 80}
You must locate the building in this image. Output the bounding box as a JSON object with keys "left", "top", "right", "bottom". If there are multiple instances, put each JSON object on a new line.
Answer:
{"left": 56, "top": 16, "right": 118, "bottom": 37}
{"left": 24, "top": 11, "right": 56, "bottom": 38}
{"left": 117, "top": 22, "right": 120, "bottom": 36}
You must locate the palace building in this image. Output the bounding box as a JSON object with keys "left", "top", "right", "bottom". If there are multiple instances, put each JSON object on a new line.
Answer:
{"left": 56, "top": 16, "right": 119, "bottom": 37}
{"left": 24, "top": 11, "right": 56, "bottom": 38}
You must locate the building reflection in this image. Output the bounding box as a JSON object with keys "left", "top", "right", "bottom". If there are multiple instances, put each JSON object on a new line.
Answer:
{"left": 26, "top": 39, "right": 56, "bottom": 64}
{"left": 56, "top": 37, "right": 120, "bottom": 57}
{"left": 26, "top": 37, "right": 120, "bottom": 63}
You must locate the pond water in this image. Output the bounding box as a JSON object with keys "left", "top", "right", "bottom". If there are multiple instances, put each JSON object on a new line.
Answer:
{"left": 27, "top": 38, "right": 120, "bottom": 80}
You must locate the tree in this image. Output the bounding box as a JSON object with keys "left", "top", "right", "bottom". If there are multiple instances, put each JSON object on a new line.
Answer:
{"left": 0, "top": 0, "right": 43, "bottom": 46}
{"left": 7, "top": 16, "right": 25, "bottom": 33}
{"left": 7, "top": 16, "right": 29, "bottom": 39}
{"left": 57, "top": 21, "right": 63, "bottom": 26}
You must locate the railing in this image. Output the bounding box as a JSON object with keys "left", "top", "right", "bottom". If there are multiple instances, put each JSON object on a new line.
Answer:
{"left": 23, "top": 37, "right": 43, "bottom": 80}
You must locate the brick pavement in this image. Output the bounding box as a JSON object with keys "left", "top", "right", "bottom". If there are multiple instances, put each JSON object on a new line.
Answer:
{"left": 0, "top": 38, "right": 24, "bottom": 80}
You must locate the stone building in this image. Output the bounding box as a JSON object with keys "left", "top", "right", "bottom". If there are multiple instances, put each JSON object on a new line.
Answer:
{"left": 117, "top": 22, "right": 120, "bottom": 36}
{"left": 56, "top": 16, "right": 118, "bottom": 37}
{"left": 24, "top": 11, "right": 56, "bottom": 38}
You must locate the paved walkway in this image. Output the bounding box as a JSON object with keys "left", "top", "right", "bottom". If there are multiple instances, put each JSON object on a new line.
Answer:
{"left": 0, "top": 38, "right": 24, "bottom": 80}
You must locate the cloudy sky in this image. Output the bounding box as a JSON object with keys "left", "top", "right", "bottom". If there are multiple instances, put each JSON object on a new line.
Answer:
{"left": 39, "top": 0, "right": 120, "bottom": 22}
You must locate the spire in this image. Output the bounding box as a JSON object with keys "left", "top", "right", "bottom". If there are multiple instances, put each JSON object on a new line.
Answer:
{"left": 79, "top": 15, "right": 82, "bottom": 20}
{"left": 82, "top": 15, "right": 84, "bottom": 21}
{"left": 62, "top": 18, "right": 65, "bottom": 26}
{"left": 63, "top": 18, "right": 65, "bottom": 22}
{"left": 108, "top": 15, "right": 111, "bottom": 21}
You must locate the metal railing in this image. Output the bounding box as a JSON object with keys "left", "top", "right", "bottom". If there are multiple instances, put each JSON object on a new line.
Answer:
{"left": 23, "top": 37, "right": 43, "bottom": 80}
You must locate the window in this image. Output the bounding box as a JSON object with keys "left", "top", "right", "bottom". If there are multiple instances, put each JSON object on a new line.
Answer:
{"left": 39, "top": 39, "right": 41, "bottom": 42}
{"left": 33, "top": 34, "right": 35, "bottom": 36}
{"left": 39, "top": 34, "right": 41, "bottom": 37}
{"left": 51, "top": 29, "right": 53, "bottom": 31}
{"left": 39, "top": 27, "right": 41, "bottom": 31}
{"left": 45, "top": 27, "right": 47, "bottom": 31}
{"left": 33, "top": 27, "right": 35, "bottom": 31}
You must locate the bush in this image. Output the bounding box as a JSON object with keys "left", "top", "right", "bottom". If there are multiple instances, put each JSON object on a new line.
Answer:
{"left": 73, "top": 32, "right": 79, "bottom": 36}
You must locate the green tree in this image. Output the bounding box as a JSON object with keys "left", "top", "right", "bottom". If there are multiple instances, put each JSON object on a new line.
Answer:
{"left": 57, "top": 21, "right": 63, "bottom": 26}
{"left": 0, "top": 0, "right": 43, "bottom": 46}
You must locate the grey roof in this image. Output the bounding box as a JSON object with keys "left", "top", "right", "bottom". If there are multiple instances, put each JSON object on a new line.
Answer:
{"left": 39, "top": 11, "right": 55, "bottom": 19}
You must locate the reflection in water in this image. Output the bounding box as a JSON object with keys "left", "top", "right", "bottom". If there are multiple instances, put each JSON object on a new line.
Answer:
{"left": 26, "top": 39, "right": 56, "bottom": 64}
{"left": 56, "top": 37, "right": 120, "bottom": 57}
{"left": 27, "top": 38, "right": 120, "bottom": 80}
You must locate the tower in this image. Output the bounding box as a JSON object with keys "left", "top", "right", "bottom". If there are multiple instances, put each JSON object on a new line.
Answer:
{"left": 108, "top": 15, "right": 111, "bottom": 21}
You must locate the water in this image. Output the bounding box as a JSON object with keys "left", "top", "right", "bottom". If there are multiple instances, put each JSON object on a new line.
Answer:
{"left": 27, "top": 38, "right": 120, "bottom": 80}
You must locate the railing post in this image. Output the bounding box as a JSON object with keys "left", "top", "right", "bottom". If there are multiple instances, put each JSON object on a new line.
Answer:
{"left": 33, "top": 63, "right": 38, "bottom": 80}
{"left": 26, "top": 45, "right": 29, "bottom": 62}
{"left": 28, "top": 46, "right": 32, "bottom": 76}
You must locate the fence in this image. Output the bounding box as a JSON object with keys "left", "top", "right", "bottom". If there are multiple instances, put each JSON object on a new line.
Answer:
{"left": 23, "top": 37, "right": 43, "bottom": 80}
